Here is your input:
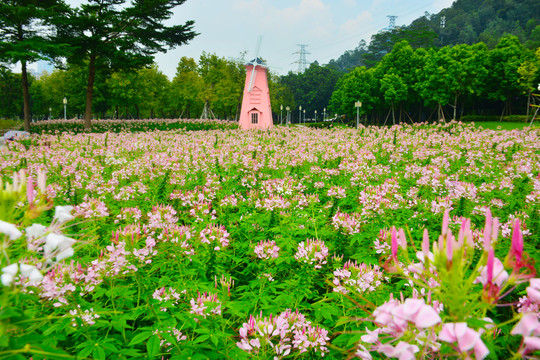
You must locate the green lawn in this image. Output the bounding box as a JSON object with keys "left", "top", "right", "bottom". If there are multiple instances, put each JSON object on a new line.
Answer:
{"left": 469, "top": 121, "right": 538, "bottom": 130}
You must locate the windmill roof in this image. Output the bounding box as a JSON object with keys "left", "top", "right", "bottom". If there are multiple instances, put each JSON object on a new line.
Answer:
{"left": 247, "top": 57, "right": 267, "bottom": 67}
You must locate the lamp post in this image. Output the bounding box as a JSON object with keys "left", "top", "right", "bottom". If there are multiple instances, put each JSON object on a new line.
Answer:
{"left": 314, "top": 110, "right": 317, "bottom": 122}
{"left": 49, "top": 107, "right": 52, "bottom": 120}
{"left": 63, "top": 97, "right": 67, "bottom": 120}
{"left": 303, "top": 109, "right": 306, "bottom": 124}
{"left": 286, "top": 106, "right": 290, "bottom": 126}
{"left": 280, "top": 104, "right": 283, "bottom": 125}
{"left": 298, "top": 105, "right": 302, "bottom": 124}
{"left": 355, "top": 101, "right": 362, "bottom": 129}
{"left": 323, "top": 107, "right": 326, "bottom": 121}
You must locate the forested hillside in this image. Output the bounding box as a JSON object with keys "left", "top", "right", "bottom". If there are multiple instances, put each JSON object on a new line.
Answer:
{"left": 328, "top": 0, "right": 540, "bottom": 72}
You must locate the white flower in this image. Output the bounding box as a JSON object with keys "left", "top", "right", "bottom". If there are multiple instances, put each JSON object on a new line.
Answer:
{"left": 19, "top": 263, "right": 43, "bottom": 283}
{"left": 0, "top": 220, "right": 22, "bottom": 240}
{"left": 44, "top": 233, "right": 76, "bottom": 261}
{"left": 1, "top": 263, "right": 19, "bottom": 286}
{"left": 54, "top": 205, "right": 75, "bottom": 224}
{"left": 26, "top": 223, "right": 47, "bottom": 239}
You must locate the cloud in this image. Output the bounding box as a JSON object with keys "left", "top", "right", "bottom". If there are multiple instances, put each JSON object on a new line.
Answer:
{"left": 339, "top": 10, "right": 373, "bottom": 34}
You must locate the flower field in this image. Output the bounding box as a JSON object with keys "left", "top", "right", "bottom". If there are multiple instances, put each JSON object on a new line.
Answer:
{"left": 1, "top": 120, "right": 540, "bottom": 359}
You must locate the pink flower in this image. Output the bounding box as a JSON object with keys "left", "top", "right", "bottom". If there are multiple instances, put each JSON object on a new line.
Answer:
{"left": 474, "top": 251, "right": 508, "bottom": 287}
{"left": 523, "top": 336, "right": 540, "bottom": 354}
{"left": 27, "top": 176, "right": 35, "bottom": 203}
{"left": 527, "top": 279, "right": 540, "bottom": 303}
{"left": 373, "top": 297, "right": 441, "bottom": 334}
{"left": 361, "top": 327, "right": 380, "bottom": 344}
{"left": 391, "top": 227, "right": 398, "bottom": 262}
{"left": 378, "top": 341, "right": 419, "bottom": 360}
{"left": 439, "top": 323, "right": 489, "bottom": 359}
{"left": 511, "top": 313, "right": 540, "bottom": 337}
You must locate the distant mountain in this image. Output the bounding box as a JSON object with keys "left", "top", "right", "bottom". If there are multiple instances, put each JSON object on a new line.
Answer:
{"left": 327, "top": 0, "right": 540, "bottom": 72}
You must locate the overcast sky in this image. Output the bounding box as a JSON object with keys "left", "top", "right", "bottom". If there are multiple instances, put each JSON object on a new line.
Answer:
{"left": 23, "top": 0, "right": 455, "bottom": 78}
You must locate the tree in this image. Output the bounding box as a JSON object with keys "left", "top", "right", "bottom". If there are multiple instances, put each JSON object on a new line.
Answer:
{"left": 0, "top": 0, "right": 68, "bottom": 131}
{"left": 375, "top": 41, "right": 418, "bottom": 123}
{"left": 328, "top": 66, "right": 377, "bottom": 122}
{"left": 57, "top": 0, "right": 197, "bottom": 129}
{"left": 0, "top": 67, "right": 23, "bottom": 118}
{"left": 486, "top": 35, "right": 527, "bottom": 118}
{"left": 517, "top": 48, "right": 540, "bottom": 121}
{"left": 196, "top": 53, "right": 244, "bottom": 119}
{"left": 380, "top": 73, "right": 407, "bottom": 124}
{"left": 171, "top": 57, "right": 203, "bottom": 118}
{"left": 34, "top": 69, "right": 70, "bottom": 119}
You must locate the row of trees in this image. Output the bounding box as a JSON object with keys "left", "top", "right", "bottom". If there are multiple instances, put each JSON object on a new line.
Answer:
{"left": 1, "top": 54, "right": 246, "bottom": 121}
{"left": 328, "top": 36, "right": 540, "bottom": 124}
{"left": 0, "top": 0, "right": 197, "bottom": 131}
{"left": 2, "top": 35, "right": 538, "bottom": 126}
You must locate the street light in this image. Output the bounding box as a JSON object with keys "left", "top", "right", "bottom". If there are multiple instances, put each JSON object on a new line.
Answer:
{"left": 49, "top": 107, "right": 52, "bottom": 120}
{"left": 280, "top": 104, "right": 283, "bottom": 125}
{"left": 286, "top": 106, "right": 290, "bottom": 126}
{"left": 303, "top": 109, "right": 306, "bottom": 124}
{"left": 355, "top": 101, "right": 362, "bottom": 129}
{"left": 63, "top": 97, "right": 67, "bottom": 120}
{"left": 298, "top": 105, "right": 302, "bottom": 124}
{"left": 314, "top": 110, "right": 317, "bottom": 122}
{"left": 323, "top": 107, "right": 326, "bottom": 121}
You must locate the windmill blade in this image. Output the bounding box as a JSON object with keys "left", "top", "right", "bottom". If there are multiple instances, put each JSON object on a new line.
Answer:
{"left": 248, "top": 36, "right": 262, "bottom": 92}
{"left": 248, "top": 64, "right": 257, "bottom": 92}
{"left": 255, "top": 36, "right": 262, "bottom": 58}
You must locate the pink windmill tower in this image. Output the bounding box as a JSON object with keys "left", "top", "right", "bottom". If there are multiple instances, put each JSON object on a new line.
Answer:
{"left": 239, "top": 42, "right": 273, "bottom": 130}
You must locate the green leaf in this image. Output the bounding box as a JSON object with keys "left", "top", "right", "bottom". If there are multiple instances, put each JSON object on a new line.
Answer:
{"left": 128, "top": 331, "right": 154, "bottom": 346}
{"left": 77, "top": 345, "right": 94, "bottom": 359}
{"left": 194, "top": 334, "right": 210, "bottom": 343}
{"left": 146, "top": 335, "right": 161, "bottom": 358}
{"left": 92, "top": 346, "right": 106, "bottom": 360}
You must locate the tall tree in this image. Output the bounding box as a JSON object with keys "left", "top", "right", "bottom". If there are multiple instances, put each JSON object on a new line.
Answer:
{"left": 57, "top": 0, "right": 197, "bottom": 129}
{"left": 486, "top": 35, "right": 527, "bottom": 119}
{"left": 171, "top": 57, "right": 203, "bottom": 118}
{"left": 0, "top": 0, "right": 68, "bottom": 131}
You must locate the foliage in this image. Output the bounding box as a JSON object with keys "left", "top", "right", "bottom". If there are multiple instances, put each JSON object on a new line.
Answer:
{"left": 54, "top": 0, "right": 197, "bottom": 129}
{"left": 25, "top": 118, "right": 239, "bottom": 134}
{"left": 330, "top": 37, "right": 540, "bottom": 124}
{"left": 0, "top": 0, "right": 69, "bottom": 131}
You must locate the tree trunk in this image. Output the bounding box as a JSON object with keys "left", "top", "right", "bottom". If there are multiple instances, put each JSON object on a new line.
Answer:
{"left": 526, "top": 91, "right": 531, "bottom": 121}
{"left": 391, "top": 100, "right": 395, "bottom": 125}
{"left": 20, "top": 61, "right": 31, "bottom": 132}
{"left": 453, "top": 93, "right": 458, "bottom": 121}
{"left": 84, "top": 54, "right": 97, "bottom": 129}
{"left": 499, "top": 99, "right": 507, "bottom": 122}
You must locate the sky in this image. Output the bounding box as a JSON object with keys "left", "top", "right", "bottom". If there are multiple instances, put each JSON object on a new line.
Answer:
{"left": 21, "top": 0, "right": 455, "bottom": 79}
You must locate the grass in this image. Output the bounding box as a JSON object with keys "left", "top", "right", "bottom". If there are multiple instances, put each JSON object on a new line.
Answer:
{"left": 469, "top": 121, "right": 538, "bottom": 130}
{"left": 0, "top": 119, "right": 23, "bottom": 133}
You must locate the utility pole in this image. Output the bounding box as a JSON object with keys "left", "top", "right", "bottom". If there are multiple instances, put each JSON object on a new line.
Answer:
{"left": 387, "top": 15, "right": 398, "bottom": 30}
{"left": 293, "top": 44, "right": 310, "bottom": 73}
{"left": 440, "top": 16, "right": 446, "bottom": 46}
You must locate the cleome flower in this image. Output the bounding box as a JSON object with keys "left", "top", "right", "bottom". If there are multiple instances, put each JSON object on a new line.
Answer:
{"left": 189, "top": 291, "right": 221, "bottom": 320}
{"left": 254, "top": 239, "right": 280, "bottom": 260}
{"left": 294, "top": 238, "right": 329, "bottom": 269}
{"left": 332, "top": 260, "right": 385, "bottom": 295}
{"left": 237, "top": 309, "right": 330, "bottom": 358}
